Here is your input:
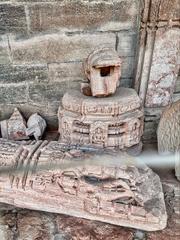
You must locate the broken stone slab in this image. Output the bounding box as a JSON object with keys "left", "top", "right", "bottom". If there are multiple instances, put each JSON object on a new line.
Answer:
{"left": 0, "top": 108, "right": 29, "bottom": 141}
{"left": 26, "top": 113, "right": 47, "bottom": 140}
{"left": 0, "top": 139, "right": 167, "bottom": 231}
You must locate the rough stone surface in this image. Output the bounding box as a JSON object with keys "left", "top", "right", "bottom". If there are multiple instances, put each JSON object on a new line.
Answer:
{"left": 117, "top": 31, "right": 137, "bottom": 57}
{"left": 55, "top": 215, "right": 134, "bottom": 240}
{"left": 145, "top": 29, "right": 180, "bottom": 107}
{"left": 0, "top": 107, "right": 28, "bottom": 140}
{"left": 10, "top": 33, "right": 116, "bottom": 64}
{"left": 0, "top": 139, "right": 167, "bottom": 231}
{"left": 0, "top": 84, "right": 27, "bottom": 104}
{"left": 158, "top": 0, "right": 180, "bottom": 20}
{"left": 0, "top": 3, "right": 27, "bottom": 35}
{"left": 28, "top": 0, "right": 139, "bottom": 33}
{"left": 0, "top": 35, "right": 10, "bottom": 65}
{"left": 48, "top": 62, "right": 84, "bottom": 83}
{"left": 0, "top": 64, "right": 48, "bottom": 84}
{"left": 28, "top": 82, "right": 67, "bottom": 104}
{"left": 157, "top": 100, "right": 180, "bottom": 154}
{"left": 175, "top": 150, "right": 180, "bottom": 181}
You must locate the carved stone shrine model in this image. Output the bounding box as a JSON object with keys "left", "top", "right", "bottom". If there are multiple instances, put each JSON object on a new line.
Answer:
{"left": 0, "top": 139, "right": 167, "bottom": 231}
{"left": 58, "top": 48, "right": 144, "bottom": 150}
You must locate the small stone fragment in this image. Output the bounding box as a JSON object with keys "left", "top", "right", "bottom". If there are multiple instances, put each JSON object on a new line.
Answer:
{"left": 84, "top": 47, "right": 122, "bottom": 97}
{"left": 0, "top": 108, "right": 28, "bottom": 140}
{"left": 26, "top": 113, "right": 47, "bottom": 140}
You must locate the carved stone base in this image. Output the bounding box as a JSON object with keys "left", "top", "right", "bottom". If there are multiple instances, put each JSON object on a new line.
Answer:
{"left": 58, "top": 88, "right": 144, "bottom": 150}
{"left": 0, "top": 139, "right": 167, "bottom": 231}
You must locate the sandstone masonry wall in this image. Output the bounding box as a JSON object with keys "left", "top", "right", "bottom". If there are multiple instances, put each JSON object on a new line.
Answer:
{"left": 0, "top": 0, "right": 140, "bottom": 130}
{"left": 135, "top": 0, "right": 180, "bottom": 143}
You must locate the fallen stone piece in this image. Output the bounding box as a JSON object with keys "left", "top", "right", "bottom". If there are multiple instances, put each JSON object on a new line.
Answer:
{"left": 26, "top": 113, "right": 47, "bottom": 140}
{"left": 0, "top": 108, "right": 29, "bottom": 141}
{"left": 83, "top": 47, "right": 121, "bottom": 97}
{"left": 0, "top": 139, "right": 167, "bottom": 231}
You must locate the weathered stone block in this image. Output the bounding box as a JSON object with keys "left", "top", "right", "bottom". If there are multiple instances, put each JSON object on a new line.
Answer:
{"left": 174, "top": 75, "right": 180, "bottom": 93}
{"left": 121, "top": 56, "right": 135, "bottom": 79}
{"left": 0, "top": 84, "right": 27, "bottom": 104}
{"left": 148, "top": 0, "right": 161, "bottom": 22}
{"left": 142, "top": 107, "right": 164, "bottom": 143}
{"left": 48, "top": 62, "right": 84, "bottom": 82}
{"left": 0, "top": 3, "right": 27, "bottom": 35}
{"left": 10, "top": 33, "right": 116, "bottom": 64}
{"left": 0, "top": 65, "right": 48, "bottom": 84}
{"left": 173, "top": 93, "right": 180, "bottom": 102}
{"left": 159, "top": 0, "right": 180, "bottom": 20}
{"left": 117, "top": 31, "right": 137, "bottom": 57}
{"left": 28, "top": 83, "right": 66, "bottom": 104}
{"left": 0, "top": 35, "right": 10, "bottom": 64}
{"left": 143, "top": 121, "right": 158, "bottom": 142}
{"left": 145, "top": 28, "right": 180, "bottom": 107}
{"left": 120, "top": 78, "right": 133, "bottom": 88}
{"left": 28, "top": 0, "right": 139, "bottom": 33}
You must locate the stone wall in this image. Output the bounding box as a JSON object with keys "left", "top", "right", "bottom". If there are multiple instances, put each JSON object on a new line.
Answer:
{"left": 135, "top": 0, "right": 180, "bottom": 142}
{"left": 0, "top": 0, "right": 140, "bottom": 130}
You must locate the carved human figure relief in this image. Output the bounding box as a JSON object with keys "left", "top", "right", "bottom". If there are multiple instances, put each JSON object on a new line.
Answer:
{"left": 90, "top": 122, "right": 108, "bottom": 145}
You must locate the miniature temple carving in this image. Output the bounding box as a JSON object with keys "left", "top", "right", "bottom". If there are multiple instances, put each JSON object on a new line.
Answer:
{"left": 58, "top": 48, "right": 144, "bottom": 150}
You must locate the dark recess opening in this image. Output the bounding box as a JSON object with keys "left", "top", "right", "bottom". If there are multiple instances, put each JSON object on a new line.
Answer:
{"left": 100, "top": 66, "right": 111, "bottom": 77}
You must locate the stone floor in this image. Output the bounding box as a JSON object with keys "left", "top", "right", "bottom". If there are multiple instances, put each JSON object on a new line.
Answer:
{"left": 0, "top": 133, "right": 179, "bottom": 240}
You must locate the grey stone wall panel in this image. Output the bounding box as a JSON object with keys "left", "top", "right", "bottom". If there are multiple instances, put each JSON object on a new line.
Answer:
{"left": 10, "top": 33, "right": 116, "bottom": 64}
{"left": 28, "top": 0, "right": 139, "bottom": 33}
{"left": 0, "top": 3, "right": 27, "bottom": 35}
{"left": 0, "top": 84, "right": 27, "bottom": 104}
{"left": 0, "top": 65, "right": 48, "bottom": 84}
